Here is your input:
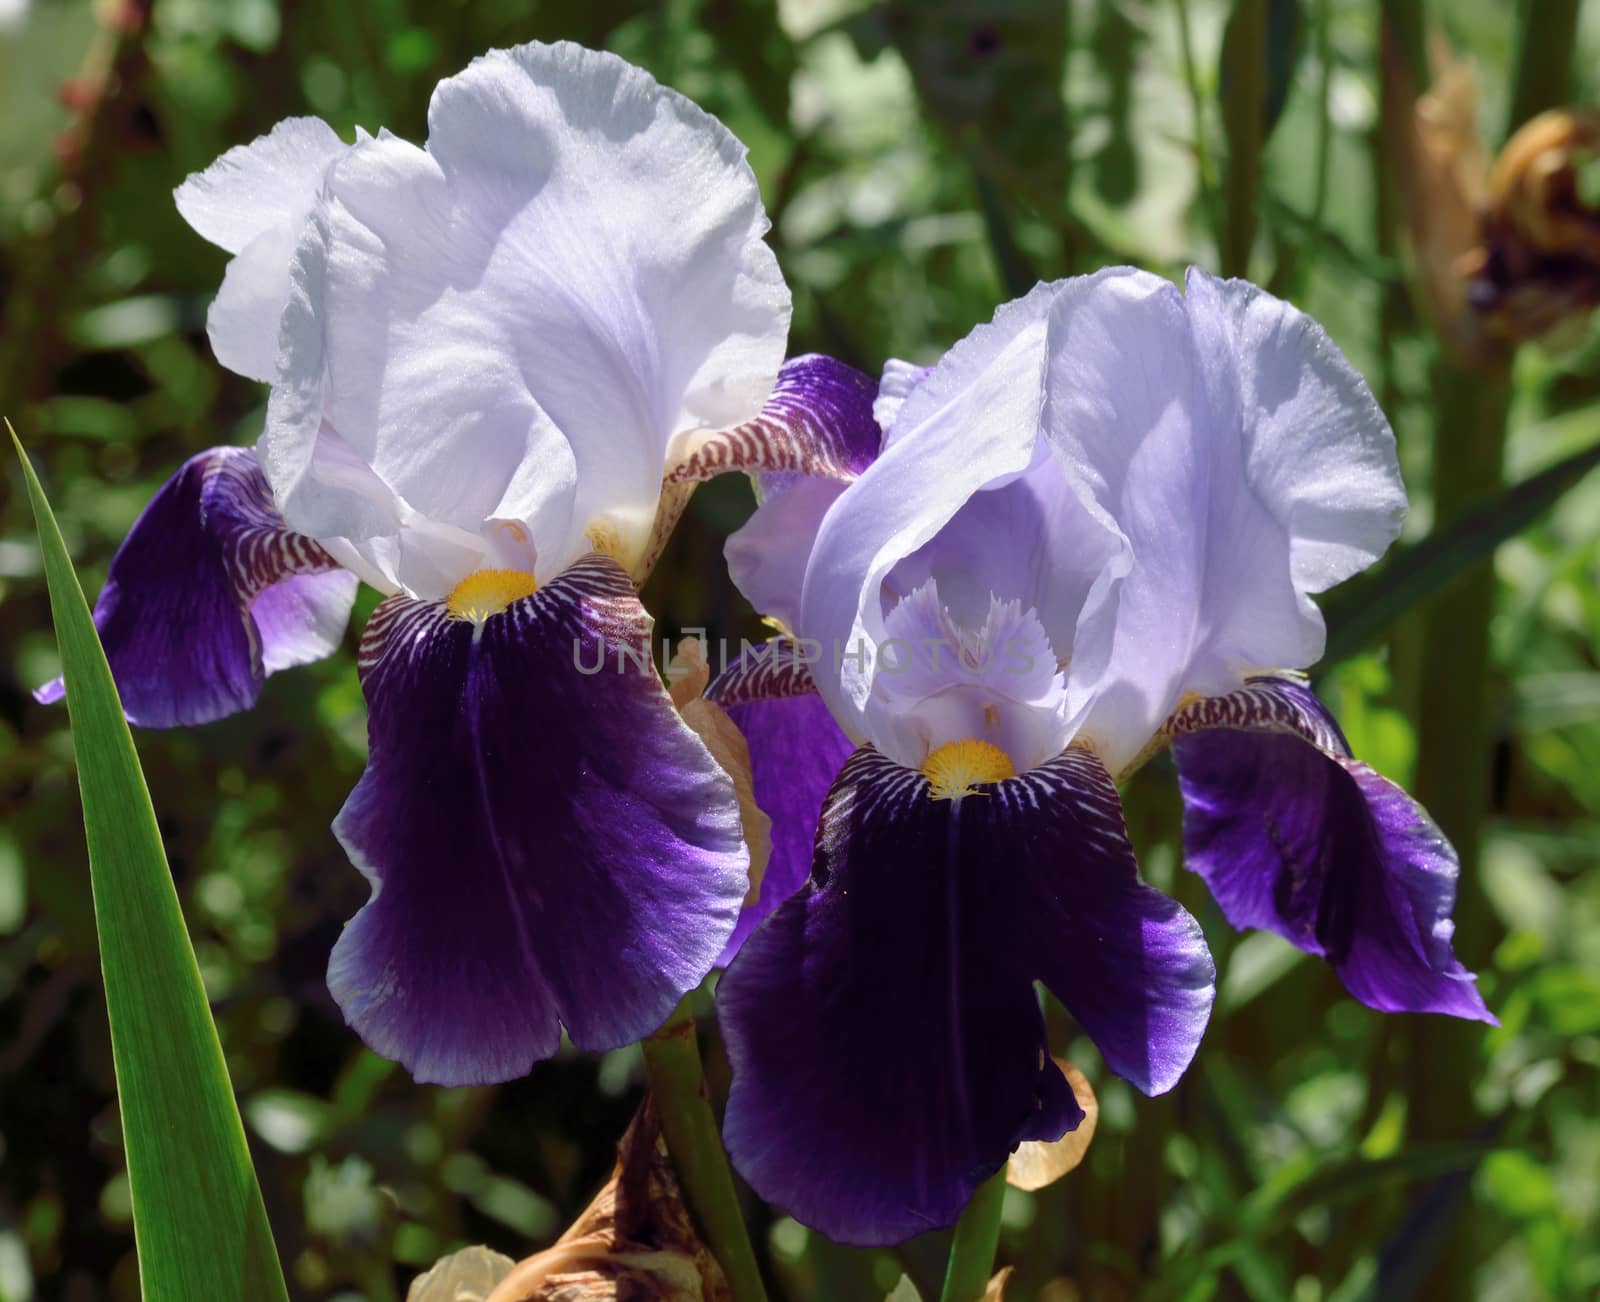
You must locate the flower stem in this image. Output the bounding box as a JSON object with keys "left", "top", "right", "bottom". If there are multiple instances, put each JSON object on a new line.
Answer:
{"left": 1403, "top": 5, "right": 1580, "bottom": 1296}
{"left": 1506, "top": 0, "right": 1581, "bottom": 136}
{"left": 641, "top": 994, "right": 768, "bottom": 1302}
{"left": 939, "top": 1169, "right": 1007, "bottom": 1302}
{"left": 1219, "top": 0, "right": 1268, "bottom": 277}
{"left": 1174, "top": 0, "right": 1222, "bottom": 249}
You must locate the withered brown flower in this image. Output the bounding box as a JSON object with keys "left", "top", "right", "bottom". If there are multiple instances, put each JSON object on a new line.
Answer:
{"left": 1463, "top": 108, "right": 1600, "bottom": 344}
{"left": 407, "top": 1102, "right": 730, "bottom": 1302}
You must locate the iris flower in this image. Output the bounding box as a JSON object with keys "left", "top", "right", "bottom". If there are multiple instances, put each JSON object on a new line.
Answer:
{"left": 705, "top": 268, "right": 1495, "bottom": 1243}
{"left": 37, "top": 42, "right": 875, "bottom": 1086}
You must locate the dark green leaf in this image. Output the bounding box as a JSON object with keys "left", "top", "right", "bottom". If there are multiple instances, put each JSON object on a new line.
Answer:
{"left": 1321, "top": 437, "right": 1600, "bottom": 665}
{"left": 10, "top": 426, "right": 289, "bottom": 1301}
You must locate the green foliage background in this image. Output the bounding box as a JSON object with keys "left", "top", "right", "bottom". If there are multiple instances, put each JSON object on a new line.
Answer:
{"left": 1, "top": 0, "right": 1598, "bottom": 1298}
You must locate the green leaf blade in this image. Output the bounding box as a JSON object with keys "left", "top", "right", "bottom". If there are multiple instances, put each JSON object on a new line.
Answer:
{"left": 11, "top": 425, "right": 289, "bottom": 1302}
{"left": 1321, "top": 436, "right": 1600, "bottom": 667}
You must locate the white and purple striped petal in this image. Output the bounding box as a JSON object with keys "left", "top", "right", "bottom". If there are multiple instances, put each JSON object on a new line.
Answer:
{"left": 328, "top": 555, "right": 749, "bottom": 1085}
{"left": 36, "top": 447, "right": 354, "bottom": 727}
{"left": 1169, "top": 678, "right": 1493, "bottom": 1022}
{"left": 720, "top": 744, "right": 1211, "bottom": 1242}
{"left": 667, "top": 353, "right": 879, "bottom": 485}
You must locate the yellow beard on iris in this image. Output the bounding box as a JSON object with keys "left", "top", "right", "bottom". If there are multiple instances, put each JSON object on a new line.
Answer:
{"left": 921, "top": 737, "right": 1015, "bottom": 801}
{"left": 445, "top": 568, "right": 538, "bottom": 626}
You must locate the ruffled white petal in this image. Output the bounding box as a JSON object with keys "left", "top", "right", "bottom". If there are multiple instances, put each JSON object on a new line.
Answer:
{"left": 1184, "top": 269, "right": 1406, "bottom": 598}
{"left": 204, "top": 223, "right": 298, "bottom": 383}
{"left": 795, "top": 266, "right": 1404, "bottom": 781}
{"left": 175, "top": 116, "right": 347, "bottom": 255}
{"left": 263, "top": 41, "right": 789, "bottom": 593}
{"left": 176, "top": 117, "right": 352, "bottom": 383}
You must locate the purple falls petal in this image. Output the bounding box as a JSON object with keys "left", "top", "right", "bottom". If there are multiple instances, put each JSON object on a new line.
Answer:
{"left": 34, "top": 446, "right": 354, "bottom": 728}
{"left": 716, "top": 692, "right": 854, "bottom": 965}
{"left": 328, "top": 554, "right": 749, "bottom": 1086}
{"left": 666, "top": 354, "right": 880, "bottom": 484}
{"left": 706, "top": 638, "right": 855, "bottom": 962}
{"left": 1170, "top": 677, "right": 1495, "bottom": 1023}
{"left": 718, "top": 745, "right": 1212, "bottom": 1245}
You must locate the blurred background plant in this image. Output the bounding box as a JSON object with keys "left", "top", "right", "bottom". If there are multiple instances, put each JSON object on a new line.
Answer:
{"left": 2, "top": 0, "right": 1599, "bottom": 1298}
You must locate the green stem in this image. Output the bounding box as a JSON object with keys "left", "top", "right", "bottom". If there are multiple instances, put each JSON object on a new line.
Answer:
{"left": 1174, "top": 0, "right": 1222, "bottom": 250}
{"left": 1219, "top": 0, "right": 1268, "bottom": 277}
{"left": 1404, "top": 6, "right": 1581, "bottom": 1295}
{"left": 939, "top": 1169, "right": 1007, "bottom": 1302}
{"left": 1505, "top": 0, "right": 1580, "bottom": 137}
{"left": 1385, "top": 0, "right": 1428, "bottom": 91}
{"left": 641, "top": 996, "right": 768, "bottom": 1302}
{"left": 1307, "top": 0, "right": 1334, "bottom": 251}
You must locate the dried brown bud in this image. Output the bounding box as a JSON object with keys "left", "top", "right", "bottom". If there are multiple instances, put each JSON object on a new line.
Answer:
{"left": 409, "top": 1103, "right": 730, "bottom": 1302}
{"left": 1467, "top": 108, "right": 1600, "bottom": 342}
{"left": 1006, "top": 1059, "right": 1098, "bottom": 1191}
{"left": 669, "top": 638, "right": 773, "bottom": 905}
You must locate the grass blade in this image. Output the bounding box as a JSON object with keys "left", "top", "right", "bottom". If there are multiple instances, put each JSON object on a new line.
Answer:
{"left": 11, "top": 424, "right": 289, "bottom": 1301}
{"left": 1321, "top": 435, "right": 1600, "bottom": 666}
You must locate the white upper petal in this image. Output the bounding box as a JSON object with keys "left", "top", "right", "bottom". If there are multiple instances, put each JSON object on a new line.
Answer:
{"left": 176, "top": 118, "right": 352, "bottom": 384}
{"left": 175, "top": 116, "right": 347, "bottom": 255}
{"left": 262, "top": 41, "right": 790, "bottom": 593}
{"left": 724, "top": 476, "right": 847, "bottom": 635}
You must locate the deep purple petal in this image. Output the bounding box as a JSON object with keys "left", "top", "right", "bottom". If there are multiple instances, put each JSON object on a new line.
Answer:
{"left": 1170, "top": 678, "right": 1494, "bottom": 1022}
{"left": 666, "top": 354, "right": 880, "bottom": 484}
{"left": 34, "top": 447, "right": 353, "bottom": 728}
{"left": 1009, "top": 748, "right": 1217, "bottom": 1094}
{"left": 718, "top": 745, "right": 1211, "bottom": 1244}
{"left": 328, "top": 554, "right": 749, "bottom": 1086}
{"left": 716, "top": 691, "right": 854, "bottom": 964}
{"left": 707, "top": 639, "right": 855, "bottom": 963}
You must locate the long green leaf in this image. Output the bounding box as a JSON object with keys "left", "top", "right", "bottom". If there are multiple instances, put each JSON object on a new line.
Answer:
{"left": 1321, "top": 436, "right": 1600, "bottom": 666}
{"left": 11, "top": 425, "right": 289, "bottom": 1301}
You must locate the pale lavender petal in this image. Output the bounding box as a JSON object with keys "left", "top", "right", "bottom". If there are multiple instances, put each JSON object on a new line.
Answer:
{"left": 175, "top": 117, "right": 351, "bottom": 382}
{"left": 864, "top": 578, "right": 1069, "bottom": 772}
{"left": 886, "top": 439, "right": 1113, "bottom": 656}
{"left": 174, "top": 116, "right": 347, "bottom": 255}
{"left": 1050, "top": 269, "right": 1404, "bottom": 773}
{"left": 724, "top": 475, "right": 847, "bottom": 636}
{"left": 328, "top": 555, "right": 748, "bottom": 1085}
{"left": 800, "top": 282, "right": 1076, "bottom": 739}
{"left": 872, "top": 358, "right": 932, "bottom": 438}
{"left": 252, "top": 568, "right": 360, "bottom": 674}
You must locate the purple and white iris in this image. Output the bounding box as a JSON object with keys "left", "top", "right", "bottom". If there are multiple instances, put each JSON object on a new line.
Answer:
{"left": 707, "top": 268, "right": 1496, "bottom": 1244}
{"left": 38, "top": 42, "right": 877, "bottom": 1087}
